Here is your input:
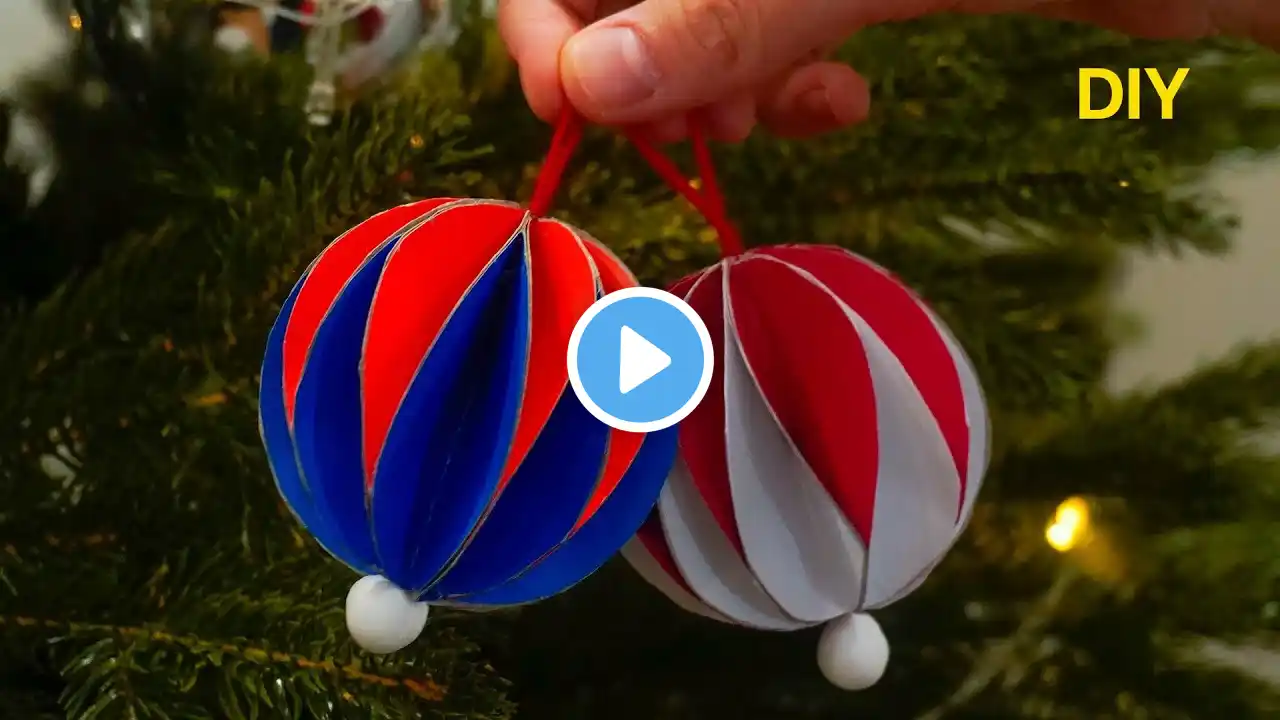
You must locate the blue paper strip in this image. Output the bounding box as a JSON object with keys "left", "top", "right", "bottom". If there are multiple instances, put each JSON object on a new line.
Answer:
{"left": 427, "top": 385, "right": 611, "bottom": 599}
{"left": 291, "top": 243, "right": 402, "bottom": 573}
{"left": 457, "top": 426, "right": 678, "bottom": 605}
{"left": 370, "top": 237, "right": 528, "bottom": 592}
{"left": 258, "top": 272, "right": 365, "bottom": 572}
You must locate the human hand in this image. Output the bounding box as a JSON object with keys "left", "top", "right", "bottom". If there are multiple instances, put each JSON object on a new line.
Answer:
{"left": 498, "top": 0, "right": 1271, "bottom": 140}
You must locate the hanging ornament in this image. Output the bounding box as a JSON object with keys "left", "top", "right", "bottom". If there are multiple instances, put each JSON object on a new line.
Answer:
{"left": 260, "top": 128, "right": 679, "bottom": 651}
{"left": 613, "top": 127, "right": 991, "bottom": 690}
{"left": 336, "top": 0, "right": 455, "bottom": 89}
{"left": 213, "top": 0, "right": 454, "bottom": 124}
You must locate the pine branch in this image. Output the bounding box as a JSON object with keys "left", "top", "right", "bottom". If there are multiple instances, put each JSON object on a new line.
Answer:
{"left": 1151, "top": 342, "right": 1280, "bottom": 430}
{"left": 914, "top": 569, "right": 1081, "bottom": 720}
{"left": 1144, "top": 521, "right": 1280, "bottom": 633}
{"left": 1182, "top": 636, "right": 1280, "bottom": 691}
{"left": 992, "top": 340, "right": 1280, "bottom": 518}
{"left": 3, "top": 613, "right": 452, "bottom": 715}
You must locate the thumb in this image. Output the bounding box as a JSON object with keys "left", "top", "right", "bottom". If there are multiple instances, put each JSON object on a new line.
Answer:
{"left": 561, "top": 0, "right": 862, "bottom": 123}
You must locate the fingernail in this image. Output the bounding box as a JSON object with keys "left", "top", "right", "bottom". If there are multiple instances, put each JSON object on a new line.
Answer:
{"left": 565, "top": 27, "right": 661, "bottom": 112}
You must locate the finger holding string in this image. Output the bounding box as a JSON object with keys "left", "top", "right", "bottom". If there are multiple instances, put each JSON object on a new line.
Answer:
{"left": 641, "top": 92, "right": 754, "bottom": 145}
{"left": 499, "top": 0, "right": 638, "bottom": 122}
{"left": 643, "top": 43, "right": 866, "bottom": 144}
{"left": 527, "top": 104, "right": 744, "bottom": 259}
{"left": 501, "top": 0, "right": 698, "bottom": 146}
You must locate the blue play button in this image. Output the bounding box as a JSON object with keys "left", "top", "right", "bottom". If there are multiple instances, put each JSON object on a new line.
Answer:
{"left": 567, "top": 287, "right": 714, "bottom": 433}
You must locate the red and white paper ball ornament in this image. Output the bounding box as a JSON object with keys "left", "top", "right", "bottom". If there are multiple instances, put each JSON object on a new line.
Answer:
{"left": 622, "top": 244, "right": 990, "bottom": 690}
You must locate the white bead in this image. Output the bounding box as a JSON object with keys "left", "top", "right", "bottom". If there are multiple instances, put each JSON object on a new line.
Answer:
{"left": 816, "top": 613, "right": 889, "bottom": 690}
{"left": 345, "top": 575, "right": 430, "bottom": 654}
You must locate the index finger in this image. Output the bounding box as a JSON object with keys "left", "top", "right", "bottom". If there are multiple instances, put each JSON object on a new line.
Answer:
{"left": 498, "top": 0, "right": 598, "bottom": 120}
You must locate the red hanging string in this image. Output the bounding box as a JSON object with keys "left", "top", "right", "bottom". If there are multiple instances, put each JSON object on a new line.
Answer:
{"left": 624, "top": 121, "right": 743, "bottom": 257}
{"left": 689, "top": 121, "right": 727, "bottom": 219}
{"left": 529, "top": 106, "right": 745, "bottom": 258}
{"left": 528, "top": 109, "right": 584, "bottom": 217}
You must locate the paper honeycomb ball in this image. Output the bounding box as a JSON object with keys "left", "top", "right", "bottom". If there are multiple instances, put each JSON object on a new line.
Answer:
{"left": 623, "top": 244, "right": 989, "bottom": 686}
{"left": 259, "top": 198, "right": 678, "bottom": 650}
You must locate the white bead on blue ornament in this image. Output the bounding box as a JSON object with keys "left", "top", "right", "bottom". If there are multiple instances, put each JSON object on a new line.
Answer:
{"left": 345, "top": 575, "right": 430, "bottom": 654}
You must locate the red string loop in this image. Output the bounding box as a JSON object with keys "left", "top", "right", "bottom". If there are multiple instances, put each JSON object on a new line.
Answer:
{"left": 528, "top": 109, "right": 583, "bottom": 217}
{"left": 529, "top": 107, "right": 744, "bottom": 258}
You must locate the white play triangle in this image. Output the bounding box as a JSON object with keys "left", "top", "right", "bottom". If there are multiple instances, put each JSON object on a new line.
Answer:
{"left": 619, "top": 325, "right": 671, "bottom": 394}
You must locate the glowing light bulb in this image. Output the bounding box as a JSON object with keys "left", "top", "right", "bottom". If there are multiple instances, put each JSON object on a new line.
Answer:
{"left": 1045, "top": 496, "right": 1090, "bottom": 552}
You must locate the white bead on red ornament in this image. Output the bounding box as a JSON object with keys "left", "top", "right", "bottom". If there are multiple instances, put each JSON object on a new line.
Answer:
{"left": 816, "top": 613, "right": 889, "bottom": 690}
{"left": 345, "top": 575, "right": 429, "bottom": 654}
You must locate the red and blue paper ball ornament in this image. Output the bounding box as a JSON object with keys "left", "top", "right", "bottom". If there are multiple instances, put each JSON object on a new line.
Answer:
{"left": 259, "top": 198, "right": 677, "bottom": 653}
{"left": 621, "top": 244, "right": 990, "bottom": 690}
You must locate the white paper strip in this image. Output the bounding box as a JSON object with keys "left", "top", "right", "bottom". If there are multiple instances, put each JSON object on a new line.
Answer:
{"left": 851, "top": 307, "right": 961, "bottom": 608}
{"left": 620, "top": 538, "right": 728, "bottom": 622}
{"left": 741, "top": 262, "right": 965, "bottom": 610}
{"left": 658, "top": 457, "right": 806, "bottom": 629}
{"left": 723, "top": 263, "right": 865, "bottom": 622}
{"left": 874, "top": 308, "right": 991, "bottom": 606}
{"left": 926, "top": 306, "right": 989, "bottom": 526}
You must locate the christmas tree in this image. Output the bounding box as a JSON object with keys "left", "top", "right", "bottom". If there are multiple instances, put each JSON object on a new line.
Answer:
{"left": 3, "top": 1, "right": 1280, "bottom": 717}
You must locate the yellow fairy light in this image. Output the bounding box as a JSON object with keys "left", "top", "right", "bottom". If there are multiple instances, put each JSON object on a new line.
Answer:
{"left": 1045, "top": 496, "right": 1090, "bottom": 552}
{"left": 69, "top": 13, "right": 82, "bottom": 31}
